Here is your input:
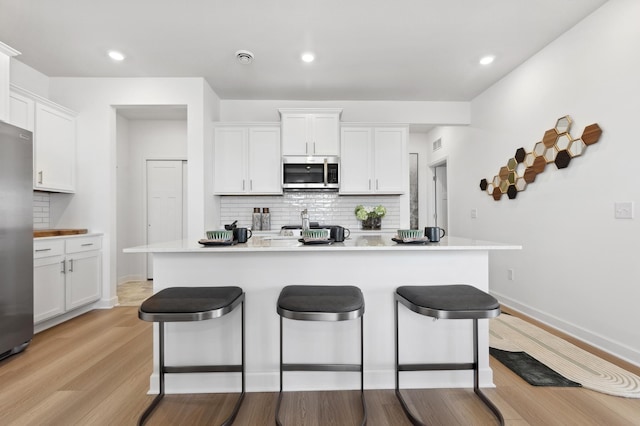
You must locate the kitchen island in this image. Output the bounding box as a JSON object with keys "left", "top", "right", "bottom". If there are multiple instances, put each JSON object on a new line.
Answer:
{"left": 124, "top": 233, "right": 520, "bottom": 394}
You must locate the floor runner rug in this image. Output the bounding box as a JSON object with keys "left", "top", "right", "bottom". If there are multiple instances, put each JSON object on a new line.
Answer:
{"left": 490, "top": 314, "right": 640, "bottom": 398}
{"left": 490, "top": 347, "right": 581, "bottom": 387}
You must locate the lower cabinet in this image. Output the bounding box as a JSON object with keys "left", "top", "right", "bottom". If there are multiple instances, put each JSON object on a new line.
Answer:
{"left": 33, "top": 235, "right": 102, "bottom": 324}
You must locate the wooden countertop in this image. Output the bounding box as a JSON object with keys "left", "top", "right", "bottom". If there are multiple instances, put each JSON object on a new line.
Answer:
{"left": 34, "top": 229, "right": 88, "bottom": 238}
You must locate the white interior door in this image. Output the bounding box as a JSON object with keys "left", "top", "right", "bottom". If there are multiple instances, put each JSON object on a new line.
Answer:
{"left": 146, "top": 160, "right": 185, "bottom": 279}
{"left": 433, "top": 163, "right": 448, "bottom": 231}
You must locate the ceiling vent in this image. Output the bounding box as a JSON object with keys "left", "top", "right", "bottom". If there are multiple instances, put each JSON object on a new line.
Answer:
{"left": 235, "top": 50, "right": 254, "bottom": 65}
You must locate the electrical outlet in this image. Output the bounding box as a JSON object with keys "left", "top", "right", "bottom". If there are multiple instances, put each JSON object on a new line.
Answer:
{"left": 507, "top": 269, "right": 515, "bottom": 281}
{"left": 615, "top": 202, "right": 634, "bottom": 219}
{"left": 471, "top": 208, "right": 478, "bottom": 219}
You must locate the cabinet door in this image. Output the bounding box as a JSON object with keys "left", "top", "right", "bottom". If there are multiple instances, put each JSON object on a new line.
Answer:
{"left": 65, "top": 250, "right": 101, "bottom": 310}
{"left": 281, "top": 114, "right": 310, "bottom": 155}
{"left": 373, "top": 128, "right": 406, "bottom": 194}
{"left": 310, "top": 114, "right": 340, "bottom": 155}
{"left": 9, "top": 90, "right": 35, "bottom": 131}
{"left": 34, "top": 102, "right": 76, "bottom": 192}
{"left": 214, "top": 127, "right": 247, "bottom": 194}
{"left": 34, "top": 255, "right": 66, "bottom": 323}
{"left": 339, "top": 127, "right": 373, "bottom": 194}
{"left": 248, "top": 127, "right": 282, "bottom": 194}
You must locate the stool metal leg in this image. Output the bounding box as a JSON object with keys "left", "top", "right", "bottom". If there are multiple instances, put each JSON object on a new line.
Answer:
{"left": 395, "top": 300, "right": 504, "bottom": 426}
{"left": 359, "top": 315, "right": 367, "bottom": 426}
{"left": 395, "top": 299, "right": 425, "bottom": 426}
{"left": 139, "top": 300, "right": 246, "bottom": 426}
{"left": 472, "top": 319, "right": 505, "bottom": 426}
{"left": 139, "top": 322, "right": 166, "bottom": 426}
{"left": 275, "top": 316, "right": 284, "bottom": 426}
{"left": 275, "top": 315, "right": 367, "bottom": 426}
{"left": 220, "top": 299, "right": 246, "bottom": 426}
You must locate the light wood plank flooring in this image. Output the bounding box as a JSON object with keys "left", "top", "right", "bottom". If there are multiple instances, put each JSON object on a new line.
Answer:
{"left": 1, "top": 307, "right": 639, "bottom": 425}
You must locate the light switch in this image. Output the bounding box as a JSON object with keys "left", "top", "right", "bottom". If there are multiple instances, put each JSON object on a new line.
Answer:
{"left": 471, "top": 208, "right": 478, "bottom": 219}
{"left": 614, "top": 202, "right": 634, "bottom": 219}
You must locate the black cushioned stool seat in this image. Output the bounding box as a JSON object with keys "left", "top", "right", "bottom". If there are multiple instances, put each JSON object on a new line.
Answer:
{"left": 395, "top": 285, "right": 504, "bottom": 426}
{"left": 138, "top": 286, "right": 245, "bottom": 426}
{"left": 276, "top": 285, "right": 367, "bottom": 425}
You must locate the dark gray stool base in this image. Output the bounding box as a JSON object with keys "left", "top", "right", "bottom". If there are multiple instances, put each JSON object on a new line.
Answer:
{"left": 138, "top": 287, "right": 245, "bottom": 426}
{"left": 395, "top": 285, "right": 504, "bottom": 426}
{"left": 275, "top": 285, "right": 367, "bottom": 426}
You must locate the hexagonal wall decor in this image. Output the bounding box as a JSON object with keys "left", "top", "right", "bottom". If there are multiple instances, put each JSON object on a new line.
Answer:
{"left": 479, "top": 115, "right": 602, "bottom": 200}
{"left": 543, "top": 129, "right": 558, "bottom": 148}
{"left": 554, "top": 150, "right": 571, "bottom": 169}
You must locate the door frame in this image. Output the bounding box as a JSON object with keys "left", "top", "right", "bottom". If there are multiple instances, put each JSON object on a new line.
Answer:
{"left": 428, "top": 157, "right": 449, "bottom": 232}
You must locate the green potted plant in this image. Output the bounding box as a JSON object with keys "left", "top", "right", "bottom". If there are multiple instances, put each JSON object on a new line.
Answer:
{"left": 355, "top": 205, "right": 386, "bottom": 230}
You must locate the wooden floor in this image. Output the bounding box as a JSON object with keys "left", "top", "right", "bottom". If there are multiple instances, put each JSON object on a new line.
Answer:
{"left": 1, "top": 307, "right": 640, "bottom": 425}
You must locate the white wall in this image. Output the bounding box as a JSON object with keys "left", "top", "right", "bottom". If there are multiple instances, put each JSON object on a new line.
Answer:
{"left": 116, "top": 117, "right": 187, "bottom": 285}
{"left": 46, "top": 77, "right": 218, "bottom": 307}
{"left": 10, "top": 58, "right": 49, "bottom": 98}
{"left": 434, "top": 0, "right": 640, "bottom": 365}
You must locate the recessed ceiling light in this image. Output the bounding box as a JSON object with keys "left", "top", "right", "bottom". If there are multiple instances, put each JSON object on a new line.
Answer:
{"left": 479, "top": 55, "right": 495, "bottom": 65}
{"left": 301, "top": 52, "right": 315, "bottom": 63}
{"left": 235, "top": 50, "right": 254, "bottom": 65}
{"left": 108, "top": 50, "right": 125, "bottom": 61}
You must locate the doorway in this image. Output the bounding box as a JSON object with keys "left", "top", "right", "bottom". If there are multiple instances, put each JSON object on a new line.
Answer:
{"left": 431, "top": 162, "right": 448, "bottom": 231}
{"left": 146, "top": 159, "right": 187, "bottom": 279}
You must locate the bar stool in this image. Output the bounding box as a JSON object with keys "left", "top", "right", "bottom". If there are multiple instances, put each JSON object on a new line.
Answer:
{"left": 276, "top": 285, "right": 367, "bottom": 426}
{"left": 394, "top": 285, "right": 504, "bottom": 426}
{"left": 138, "top": 286, "right": 245, "bottom": 426}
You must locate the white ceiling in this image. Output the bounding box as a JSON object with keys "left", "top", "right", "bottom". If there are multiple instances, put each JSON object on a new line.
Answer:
{"left": 0, "top": 0, "right": 608, "bottom": 101}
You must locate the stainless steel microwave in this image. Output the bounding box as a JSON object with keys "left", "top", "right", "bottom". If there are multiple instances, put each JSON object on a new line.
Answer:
{"left": 282, "top": 156, "right": 340, "bottom": 191}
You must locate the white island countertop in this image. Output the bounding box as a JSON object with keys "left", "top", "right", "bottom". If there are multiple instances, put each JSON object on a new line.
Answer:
{"left": 124, "top": 233, "right": 520, "bottom": 253}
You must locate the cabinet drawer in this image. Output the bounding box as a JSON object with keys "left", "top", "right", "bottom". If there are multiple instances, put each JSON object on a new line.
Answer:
{"left": 65, "top": 236, "right": 102, "bottom": 254}
{"left": 34, "top": 239, "right": 65, "bottom": 258}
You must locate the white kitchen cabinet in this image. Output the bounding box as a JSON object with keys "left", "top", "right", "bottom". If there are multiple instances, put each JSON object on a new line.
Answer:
{"left": 9, "top": 85, "right": 77, "bottom": 193}
{"left": 8, "top": 89, "right": 35, "bottom": 131}
{"left": 33, "top": 235, "right": 102, "bottom": 325}
{"left": 33, "top": 239, "right": 65, "bottom": 323}
{"left": 279, "top": 109, "right": 342, "bottom": 156}
{"left": 34, "top": 102, "right": 77, "bottom": 192}
{"left": 214, "top": 124, "right": 282, "bottom": 195}
{"left": 64, "top": 236, "right": 102, "bottom": 310}
{"left": 340, "top": 125, "right": 408, "bottom": 194}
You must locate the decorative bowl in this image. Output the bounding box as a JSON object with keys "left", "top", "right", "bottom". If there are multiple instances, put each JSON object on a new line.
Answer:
{"left": 397, "top": 229, "right": 423, "bottom": 239}
{"left": 206, "top": 230, "right": 233, "bottom": 241}
{"left": 301, "top": 229, "right": 330, "bottom": 240}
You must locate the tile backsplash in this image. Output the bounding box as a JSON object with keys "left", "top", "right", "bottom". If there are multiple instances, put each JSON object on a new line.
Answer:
{"left": 219, "top": 192, "right": 400, "bottom": 231}
{"left": 33, "top": 191, "right": 50, "bottom": 229}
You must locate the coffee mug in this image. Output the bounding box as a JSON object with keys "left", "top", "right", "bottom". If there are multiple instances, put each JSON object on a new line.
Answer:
{"left": 330, "top": 226, "right": 351, "bottom": 242}
{"left": 233, "top": 227, "right": 252, "bottom": 243}
{"left": 424, "top": 226, "right": 445, "bottom": 242}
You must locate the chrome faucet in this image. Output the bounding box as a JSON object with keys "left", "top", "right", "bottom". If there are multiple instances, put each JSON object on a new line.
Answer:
{"left": 301, "top": 209, "right": 310, "bottom": 230}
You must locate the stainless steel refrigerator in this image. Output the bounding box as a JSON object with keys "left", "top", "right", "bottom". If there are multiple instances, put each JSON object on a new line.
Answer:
{"left": 0, "top": 120, "right": 33, "bottom": 361}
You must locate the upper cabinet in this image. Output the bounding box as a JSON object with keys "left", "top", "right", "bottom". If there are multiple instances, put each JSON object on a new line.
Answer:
{"left": 279, "top": 108, "right": 342, "bottom": 156}
{"left": 214, "top": 124, "right": 282, "bottom": 195}
{"left": 0, "top": 42, "right": 20, "bottom": 123}
{"left": 340, "top": 125, "right": 408, "bottom": 195}
{"left": 9, "top": 85, "right": 77, "bottom": 193}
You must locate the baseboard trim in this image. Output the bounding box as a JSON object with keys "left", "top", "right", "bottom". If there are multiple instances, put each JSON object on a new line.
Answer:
{"left": 494, "top": 295, "right": 640, "bottom": 377}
